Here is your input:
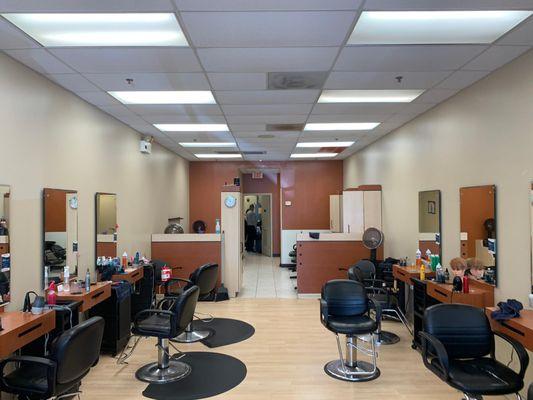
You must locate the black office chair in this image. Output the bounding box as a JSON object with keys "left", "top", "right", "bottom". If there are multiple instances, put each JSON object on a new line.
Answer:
{"left": 320, "top": 279, "right": 381, "bottom": 382}
{"left": 163, "top": 263, "right": 219, "bottom": 343}
{"left": 420, "top": 304, "right": 529, "bottom": 400}
{"left": 0, "top": 316, "right": 104, "bottom": 400}
{"left": 132, "top": 285, "right": 200, "bottom": 384}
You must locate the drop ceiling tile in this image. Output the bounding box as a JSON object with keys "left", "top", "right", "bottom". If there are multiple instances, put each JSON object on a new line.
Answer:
{"left": 83, "top": 73, "right": 210, "bottom": 91}
{"left": 395, "top": 102, "right": 437, "bottom": 115}
{"left": 311, "top": 103, "right": 403, "bottom": 115}
{"left": 363, "top": 0, "right": 533, "bottom": 10}
{"left": 163, "top": 132, "right": 234, "bottom": 141}
{"left": 217, "top": 89, "right": 319, "bottom": 104}
{"left": 307, "top": 113, "right": 390, "bottom": 123}
{"left": 124, "top": 104, "right": 223, "bottom": 116}
{"left": 225, "top": 114, "right": 308, "bottom": 124}
{"left": 5, "top": 49, "right": 74, "bottom": 73}
{"left": 98, "top": 105, "right": 140, "bottom": 118}
{"left": 324, "top": 71, "right": 451, "bottom": 89}
{"left": 49, "top": 48, "right": 202, "bottom": 73}
{"left": 222, "top": 104, "right": 313, "bottom": 115}
{"left": 0, "top": 18, "right": 39, "bottom": 49}
{"left": 462, "top": 45, "right": 531, "bottom": 70}
{"left": 233, "top": 131, "right": 300, "bottom": 139}
{"left": 46, "top": 73, "right": 100, "bottom": 92}
{"left": 334, "top": 45, "right": 487, "bottom": 72}
{"left": 498, "top": 17, "right": 533, "bottom": 45}
{"left": 109, "top": 113, "right": 147, "bottom": 127}
{"left": 174, "top": 0, "right": 362, "bottom": 11}
{"left": 76, "top": 91, "right": 121, "bottom": 106}
{"left": 0, "top": 0, "right": 175, "bottom": 11}
{"left": 181, "top": 11, "right": 356, "bottom": 47}
{"left": 142, "top": 114, "right": 227, "bottom": 124}
{"left": 228, "top": 124, "right": 266, "bottom": 131}
{"left": 197, "top": 47, "right": 339, "bottom": 72}
{"left": 208, "top": 73, "right": 266, "bottom": 90}
{"left": 300, "top": 131, "right": 368, "bottom": 139}
{"left": 412, "top": 88, "right": 459, "bottom": 104}
{"left": 435, "top": 70, "right": 491, "bottom": 90}
{"left": 127, "top": 122, "right": 163, "bottom": 136}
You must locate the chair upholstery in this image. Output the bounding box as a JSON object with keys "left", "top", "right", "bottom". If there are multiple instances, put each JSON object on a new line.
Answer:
{"left": 0, "top": 316, "right": 105, "bottom": 399}
{"left": 165, "top": 263, "right": 219, "bottom": 300}
{"left": 320, "top": 280, "right": 380, "bottom": 336}
{"left": 420, "top": 303, "right": 529, "bottom": 397}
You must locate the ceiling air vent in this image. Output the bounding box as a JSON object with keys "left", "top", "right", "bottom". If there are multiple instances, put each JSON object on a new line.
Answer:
{"left": 214, "top": 151, "right": 241, "bottom": 155}
{"left": 266, "top": 123, "right": 305, "bottom": 131}
{"left": 242, "top": 151, "right": 267, "bottom": 155}
{"left": 268, "top": 71, "right": 328, "bottom": 90}
{"left": 258, "top": 134, "right": 275, "bottom": 139}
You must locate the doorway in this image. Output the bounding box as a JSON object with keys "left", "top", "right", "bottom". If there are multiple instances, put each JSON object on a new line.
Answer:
{"left": 244, "top": 194, "right": 272, "bottom": 257}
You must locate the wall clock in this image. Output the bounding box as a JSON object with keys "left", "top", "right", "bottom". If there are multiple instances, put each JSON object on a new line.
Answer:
{"left": 224, "top": 195, "right": 237, "bottom": 208}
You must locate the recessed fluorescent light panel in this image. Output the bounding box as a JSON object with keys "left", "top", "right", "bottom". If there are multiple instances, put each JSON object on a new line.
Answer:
{"left": 109, "top": 91, "right": 215, "bottom": 105}
{"left": 195, "top": 154, "right": 242, "bottom": 159}
{"left": 291, "top": 153, "right": 338, "bottom": 158}
{"left": 2, "top": 13, "right": 188, "bottom": 47}
{"left": 348, "top": 10, "right": 533, "bottom": 44}
{"left": 304, "top": 123, "right": 380, "bottom": 131}
{"left": 180, "top": 142, "right": 236, "bottom": 147}
{"left": 319, "top": 90, "right": 424, "bottom": 103}
{"left": 297, "top": 141, "right": 354, "bottom": 148}
{"left": 154, "top": 124, "right": 229, "bottom": 132}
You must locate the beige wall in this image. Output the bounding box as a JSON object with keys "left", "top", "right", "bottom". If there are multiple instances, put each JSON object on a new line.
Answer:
{"left": 0, "top": 52, "right": 189, "bottom": 309}
{"left": 344, "top": 49, "right": 533, "bottom": 306}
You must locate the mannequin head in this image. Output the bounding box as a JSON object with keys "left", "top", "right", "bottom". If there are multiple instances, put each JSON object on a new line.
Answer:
{"left": 450, "top": 257, "right": 467, "bottom": 277}
{"left": 466, "top": 258, "right": 485, "bottom": 280}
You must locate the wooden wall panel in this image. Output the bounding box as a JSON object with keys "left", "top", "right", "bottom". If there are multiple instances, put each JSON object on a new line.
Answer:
{"left": 419, "top": 240, "right": 440, "bottom": 257}
{"left": 460, "top": 185, "right": 495, "bottom": 258}
{"left": 43, "top": 189, "right": 67, "bottom": 232}
{"left": 297, "top": 241, "right": 383, "bottom": 294}
{"left": 96, "top": 242, "right": 117, "bottom": 258}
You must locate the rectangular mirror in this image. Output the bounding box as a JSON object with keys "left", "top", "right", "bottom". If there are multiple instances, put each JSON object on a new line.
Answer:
{"left": 43, "top": 188, "right": 79, "bottom": 281}
{"left": 95, "top": 193, "right": 117, "bottom": 261}
{"left": 0, "top": 185, "right": 11, "bottom": 304}
{"left": 460, "top": 185, "right": 496, "bottom": 284}
{"left": 418, "top": 190, "right": 442, "bottom": 259}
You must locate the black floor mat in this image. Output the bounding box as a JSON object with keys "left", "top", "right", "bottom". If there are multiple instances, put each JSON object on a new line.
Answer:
{"left": 191, "top": 318, "right": 255, "bottom": 348}
{"left": 142, "top": 352, "right": 246, "bottom": 400}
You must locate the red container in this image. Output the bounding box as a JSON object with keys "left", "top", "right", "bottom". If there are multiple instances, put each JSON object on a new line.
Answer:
{"left": 462, "top": 275, "right": 470, "bottom": 294}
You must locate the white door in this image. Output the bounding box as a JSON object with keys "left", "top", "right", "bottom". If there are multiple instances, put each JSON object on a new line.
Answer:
{"left": 342, "top": 191, "right": 364, "bottom": 234}
{"left": 258, "top": 194, "right": 272, "bottom": 256}
{"left": 330, "top": 195, "right": 342, "bottom": 232}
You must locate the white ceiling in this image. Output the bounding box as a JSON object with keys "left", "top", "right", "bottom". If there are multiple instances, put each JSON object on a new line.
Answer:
{"left": 0, "top": 0, "right": 532, "bottom": 161}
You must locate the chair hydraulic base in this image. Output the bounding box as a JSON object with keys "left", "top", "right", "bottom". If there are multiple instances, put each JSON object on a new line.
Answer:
{"left": 173, "top": 329, "right": 211, "bottom": 343}
{"left": 135, "top": 338, "right": 191, "bottom": 384}
{"left": 376, "top": 330, "right": 400, "bottom": 345}
{"left": 462, "top": 394, "right": 523, "bottom": 400}
{"left": 324, "top": 335, "right": 380, "bottom": 382}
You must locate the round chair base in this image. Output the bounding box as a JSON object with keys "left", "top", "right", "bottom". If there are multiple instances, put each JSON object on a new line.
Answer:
{"left": 135, "top": 360, "right": 191, "bottom": 384}
{"left": 172, "top": 329, "right": 211, "bottom": 343}
{"left": 324, "top": 360, "right": 380, "bottom": 382}
{"left": 376, "top": 331, "right": 400, "bottom": 346}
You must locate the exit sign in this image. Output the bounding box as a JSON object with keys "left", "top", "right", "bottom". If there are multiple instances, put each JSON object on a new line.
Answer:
{"left": 252, "top": 172, "right": 263, "bottom": 179}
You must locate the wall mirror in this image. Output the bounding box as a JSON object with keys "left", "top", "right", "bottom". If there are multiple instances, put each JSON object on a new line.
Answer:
{"left": 460, "top": 185, "right": 497, "bottom": 284}
{"left": 418, "top": 190, "right": 442, "bottom": 259}
{"left": 43, "top": 188, "right": 79, "bottom": 281}
{"left": 95, "top": 193, "right": 117, "bottom": 261}
{"left": 530, "top": 183, "right": 533, "bottom": 293}
{"left": 0, "top": 185, "right": 11, "bottom": 304}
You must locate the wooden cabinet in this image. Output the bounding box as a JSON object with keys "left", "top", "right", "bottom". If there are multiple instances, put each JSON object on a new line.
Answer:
{"left": 342, "top": 191, "right": 364, "bottom": 234}
{"left": 363, "top": 190, "right": 382, "bottom": 231}
{"left": 329, "top": 195, "right": 343, "bottom": 232}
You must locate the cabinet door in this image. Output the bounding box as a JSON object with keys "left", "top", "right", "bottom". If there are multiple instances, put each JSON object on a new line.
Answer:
{"left": 342, "top": 191, "right": 364, "bottom": 234}
{"left": 363, "top": 191, "right": 382, "bottom": 231}
{"left": 329, "top": 195, "right": 341, "bottom": 232}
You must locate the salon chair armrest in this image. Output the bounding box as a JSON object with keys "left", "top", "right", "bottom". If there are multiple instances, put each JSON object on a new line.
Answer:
{"left": 163, "top": 277, "right": 192, "bottom": 293}
{"left": 419, "top": 332, "right": 449, "bottom": 380}
{"left": 493, "top": 331, "right": 530, "bottom": 379}
{"left": 0, "top": 355, "right": 56, "bottom": 395}
{"left": 368, "top": 297, "right": 382, "bottom": 325}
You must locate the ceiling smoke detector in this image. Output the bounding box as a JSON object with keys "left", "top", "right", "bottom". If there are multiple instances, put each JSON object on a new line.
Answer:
{"left": 242, "top": 151, "right": 267, "bottom": 155}
{"left": 266, "top": 123, "right": 305, "bottom": 132}
{"left": 268, "top": 71, "right": 328, "bottom": 90}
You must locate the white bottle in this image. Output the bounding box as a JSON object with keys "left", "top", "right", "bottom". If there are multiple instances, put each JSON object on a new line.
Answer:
{"left": 215, "top": 219, "right": 221, "bottom": 234}
{"left": 63, "top": 266, "right": 70, "bottom": 292}
{"left": 44, "top": 266, "right": 49, "bottom": 290}
{"left": 425, "top": 249, "right": 432, "bottom": 260}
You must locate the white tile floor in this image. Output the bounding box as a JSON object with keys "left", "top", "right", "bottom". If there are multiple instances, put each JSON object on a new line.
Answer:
{"left": 239, "top": 252, "right": 297, "bottom": 298}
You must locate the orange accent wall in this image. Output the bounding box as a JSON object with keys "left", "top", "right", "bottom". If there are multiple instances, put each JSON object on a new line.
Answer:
{"left": 43, "top": 188, "right": 67, "bottom": 232}
{"left": 189, "top": 161, "right": 344, "bottom": 254}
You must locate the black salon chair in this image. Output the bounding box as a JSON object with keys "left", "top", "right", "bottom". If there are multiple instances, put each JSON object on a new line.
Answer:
{"left": 420, "top": 304, "right": 529, "bottom": 400}
{"left": 132, "top": 285, "right": 199, "bottom": 384}
{"left": 130, "top": 263, "right": 155, "bottom": 319}
{"left": 0, "top": 316, "right": 104, "bottom": 400}
{"left": 163, "top": 263, "right": 219, "bottom": 343}
{"left": 320, "top": 279, "right": 381, "bottom": 382}
{"left": 528, "top": 383, "right": 533, "bottom": 400}
{"left": 348, "top": 260, "right": 409, "bottom": 345}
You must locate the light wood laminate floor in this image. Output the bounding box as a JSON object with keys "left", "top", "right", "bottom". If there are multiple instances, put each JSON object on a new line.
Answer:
{"left": 83, "top": 298, "right": 468, "bottom": 399}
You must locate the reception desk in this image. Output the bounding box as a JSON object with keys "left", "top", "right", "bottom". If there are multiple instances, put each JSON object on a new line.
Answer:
{"left": 151, "top": 234, "right": 222, "bottom": 287}
{"left": 296, "top": 232, "right": 383, "bottom": 295}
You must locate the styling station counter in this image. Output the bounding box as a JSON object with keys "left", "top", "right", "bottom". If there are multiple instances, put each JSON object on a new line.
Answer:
{"left": 296, "top": 232, "right": 384, "bottom": 296}
{"left": 151, "top": 234, "right": 222, "bottom": 286}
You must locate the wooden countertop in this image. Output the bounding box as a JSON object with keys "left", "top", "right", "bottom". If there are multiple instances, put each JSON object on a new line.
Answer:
{"left": 296, "top": 232, "right": 363, "bottom": 242}
{"left": 393, "top": 264, "right": 435, "bottom": 285}
{"left": 426, "top": 279, "right": 494, "bottom": 308}
{"left": 151, "top": 233, "right": 221, "bottom": 242}
{"left": 57, "top": 281, "right": 112, "bottom": 312}
{"left": 0, "top": 310, "right": 55, "bottom": 358}
{"left": 111, "top": 267, "right": 144, "bottom": 284}
{"left": 487, "top": 308, "right": 533, "bottom": 351}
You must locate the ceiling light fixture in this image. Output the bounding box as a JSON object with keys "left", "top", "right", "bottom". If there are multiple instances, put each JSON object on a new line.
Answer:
{"left": 290, "top": 153, "right": 338, "bottom": 158}
{"left": 296, "top": 141, "right": 354, "bottom": 148}
{"left": 109, "top": 91, "right": 215, "bottom": 104}
{"left": 348, "top": 10, "right": 533, "bottom": 45}
{"left": 304, "top": 123, "right": 380, "bottom": 131}
{"left": 179, "top": 142, "right": 236, "bottom": 147}
{"left": 195, "top": 153, "right": 242, "bottom": 159}
{"left": 2, "top": 13, "right": 188, "bottom": 47}
{"left": 318, "top": 90, "right": 424, "bottom": 103}
{"left": 154, "top": 124, "right": 229, "bottom": 132}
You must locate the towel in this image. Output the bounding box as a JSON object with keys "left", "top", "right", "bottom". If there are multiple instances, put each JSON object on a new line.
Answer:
{"left": 491, "top": 299, "right": 523, "bottom": 322}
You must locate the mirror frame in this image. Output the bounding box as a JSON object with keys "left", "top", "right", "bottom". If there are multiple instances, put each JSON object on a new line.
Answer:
{"left": 94, "top": 192, "right": 117, "bottom": 266}
{"left": 0, "top": 184, "right": 11, "bottom": 305}
{"left": 418, "top": 190, "right": 442, "bottom": 261}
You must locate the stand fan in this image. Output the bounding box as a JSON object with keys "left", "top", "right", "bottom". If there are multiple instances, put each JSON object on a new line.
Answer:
{"left": 362, "top": 228, "right": 384, "bottom": 263}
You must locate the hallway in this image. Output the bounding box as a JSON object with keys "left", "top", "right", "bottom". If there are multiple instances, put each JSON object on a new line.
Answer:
{"left": 240, "top": 253, "right": 297, "bottom": 299}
